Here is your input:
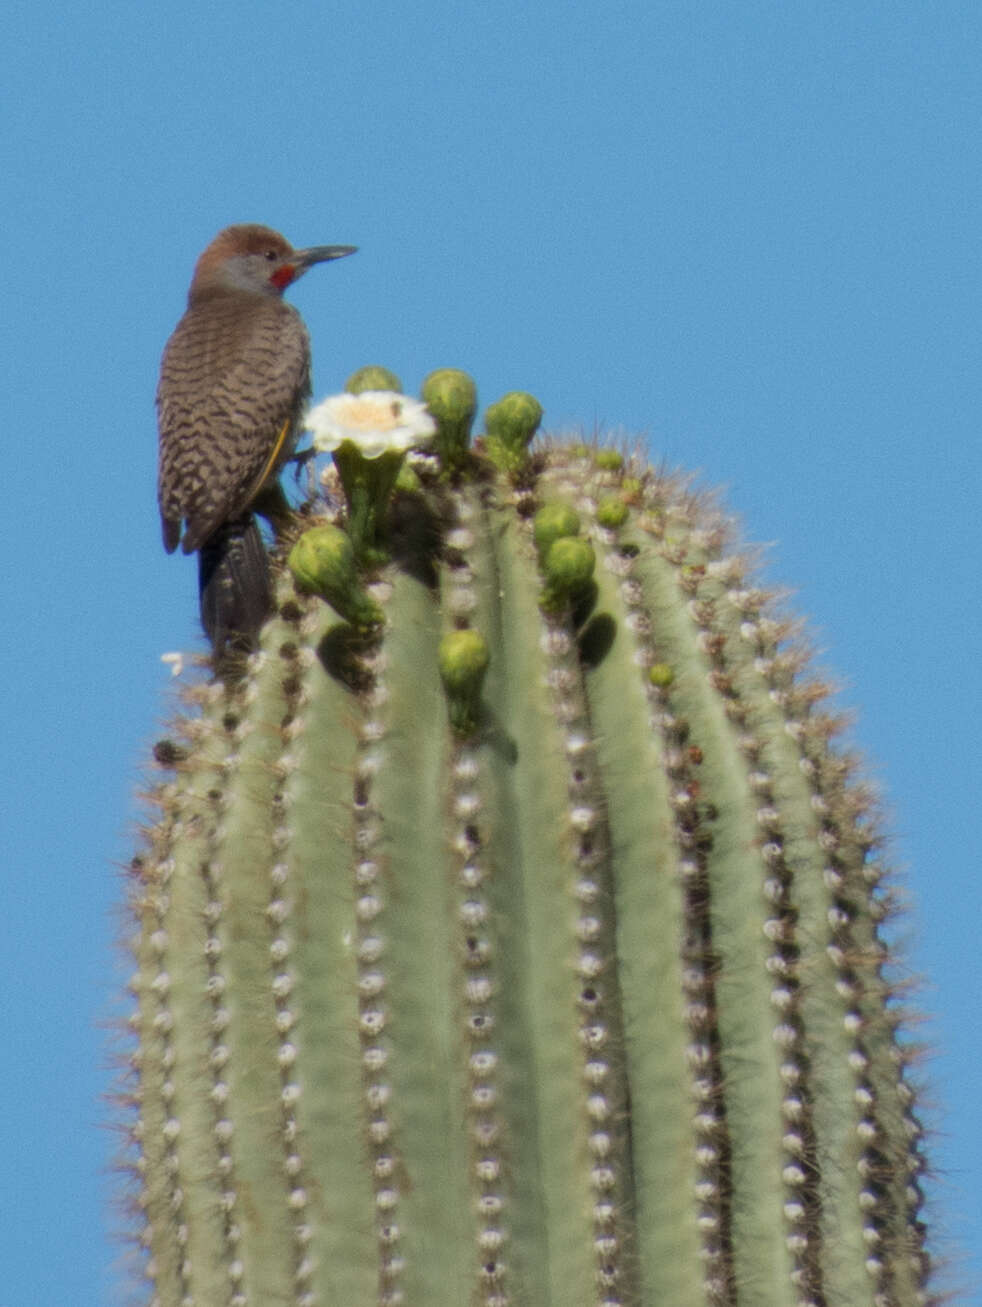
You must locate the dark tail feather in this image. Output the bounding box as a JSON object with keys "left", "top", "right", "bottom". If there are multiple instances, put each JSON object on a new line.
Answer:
{"left": 198, "top": 515, "right": 272, "bottom": 656}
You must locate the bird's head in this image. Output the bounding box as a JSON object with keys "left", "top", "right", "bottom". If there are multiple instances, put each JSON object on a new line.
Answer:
{"left": 189, "top": 224, "right": 356, "bottom": 301}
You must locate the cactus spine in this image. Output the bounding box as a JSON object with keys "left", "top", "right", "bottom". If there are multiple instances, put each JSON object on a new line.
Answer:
{"left": 122, "top": 373, "right": 931, "bottom": 1307}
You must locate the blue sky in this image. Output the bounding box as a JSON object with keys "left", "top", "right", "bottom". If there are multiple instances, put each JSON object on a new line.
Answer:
{"left": 2, "top": 3, "right": 979, "bottom": 1302}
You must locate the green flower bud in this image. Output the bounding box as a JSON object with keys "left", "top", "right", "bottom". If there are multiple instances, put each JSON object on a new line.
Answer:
{"left": 485, "top": 392, "right": 544, "bottom": 450}
{"left": 540, "top": 536, "right": 596, "bottom": 613}
{"left": 288, "top": 526, "right": 384, "bottom": 628}
{"left": 648, "top": 662, "right": 675, "bottom": 688}
{"left": 483, "top": 392, "right": 544, "bottom": 479}
{"left": 594, "top": 448, "right": 624, "bottom": 472}
{"left": 438, "top": 628, "right": 490, "bottom": 735}
{"left": 421, "top": 369, "right": 478, "bottom": 473}
{"left": 533, "top": 503, "right": 581, "bottom": 558}
{"left": 596, "top": 496, "right": 629, "bottom": 529}
{"left": 345, "top": 365, "right": 403, "bottom": 395}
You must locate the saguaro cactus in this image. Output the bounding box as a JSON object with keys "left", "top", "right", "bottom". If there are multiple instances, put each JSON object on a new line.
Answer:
{"left": 121, "top": 371, "right": 932, "bottom": 1307}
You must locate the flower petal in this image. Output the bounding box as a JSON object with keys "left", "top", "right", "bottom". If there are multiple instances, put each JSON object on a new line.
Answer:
{"left": 305, "top": 391, "right": 436, "bottom": 458}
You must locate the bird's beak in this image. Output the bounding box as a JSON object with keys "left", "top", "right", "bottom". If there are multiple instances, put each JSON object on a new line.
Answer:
{"left": 293, "top": 244, "right": 358, "bottom": 271}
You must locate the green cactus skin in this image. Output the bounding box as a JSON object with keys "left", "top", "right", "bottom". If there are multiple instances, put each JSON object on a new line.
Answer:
{"left": 122, "top": 421, "right": 933, "bottom": 1307}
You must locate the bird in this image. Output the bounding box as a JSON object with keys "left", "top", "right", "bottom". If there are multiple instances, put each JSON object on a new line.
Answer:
{"left": 156, "top": 223, "right": 356, "bottom": 658}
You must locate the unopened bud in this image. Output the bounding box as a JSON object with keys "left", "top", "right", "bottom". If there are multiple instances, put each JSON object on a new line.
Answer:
{"left": 288, "top": 526, "right": 383, "bottom": 628}
{"left": 648, "top": 663, "right": 675, "bottom": 688}
{"left": 421, "top": 369, "right": 478, "bottom": 474}
{"left": 438, "top": 629, "right": 490, "bottom": 735}
{"left": 484, "top": 391, "right": 544, "bottom": 478}
{"left": 596, "top": 496, "right": 629, "bottom": 529}
{"left": 533, "top": 503, "right": 581, "bottom": 558}
{"left": 540, "top": 536, "right": 596, "bottom": 613}
{"left": 346, "top": 366, "right": 403, "bottom": 395}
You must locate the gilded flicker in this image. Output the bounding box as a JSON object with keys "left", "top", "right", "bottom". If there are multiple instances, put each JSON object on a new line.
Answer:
{"left": 157, "top": 224, "right": 356, "bottom": 655}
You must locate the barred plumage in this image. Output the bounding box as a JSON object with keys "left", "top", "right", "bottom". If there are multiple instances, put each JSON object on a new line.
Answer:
{"left": 157, "top": 287, "right": 310, "bottom": 553}
{"left": 155, "top": 224, "right": 355, "bottom": 656}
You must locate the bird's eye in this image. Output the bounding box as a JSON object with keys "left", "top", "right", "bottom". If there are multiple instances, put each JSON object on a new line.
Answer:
{"left": 265, "top": 249, "right": 278, "bottom": 261}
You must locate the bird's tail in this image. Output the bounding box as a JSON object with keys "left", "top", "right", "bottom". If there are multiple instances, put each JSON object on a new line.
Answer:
{"left": 198, "top": 515, "right": 272, "bottom": 657}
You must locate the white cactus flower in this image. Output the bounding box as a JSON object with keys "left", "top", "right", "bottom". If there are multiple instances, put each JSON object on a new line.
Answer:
{"left": 305, "top": 391, "right": 436, "bottom": 459}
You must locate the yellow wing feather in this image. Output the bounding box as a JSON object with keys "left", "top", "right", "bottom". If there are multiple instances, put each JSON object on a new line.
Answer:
{"left": 246, "top": 416, "right": 294, "bottom": 505}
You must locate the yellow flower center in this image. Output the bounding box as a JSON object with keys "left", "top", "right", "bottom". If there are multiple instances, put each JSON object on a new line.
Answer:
{"left": 337, "top": 395, "right": 405, "bottom": 431}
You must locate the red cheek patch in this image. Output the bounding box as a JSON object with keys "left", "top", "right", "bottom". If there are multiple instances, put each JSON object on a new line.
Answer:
{"left": 269, "top": 264, "right": 297, "bottom": 290}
